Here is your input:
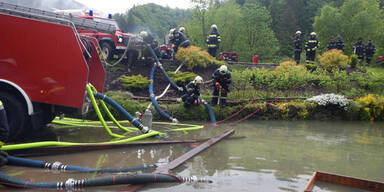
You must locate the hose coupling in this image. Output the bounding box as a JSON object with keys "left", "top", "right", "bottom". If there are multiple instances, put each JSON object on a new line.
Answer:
{"left": 141, "top": 126, "right": 150, "bottom": 134}
{"left": 57, "top": 178, "right": 84, "bottom": 190}
{"left": 177, "top": 87, "right": 184, "bottom": 92}
{"left": 181, "top": 176, "right": 212, "bottom": 183}
{"left": 45, "top": 161, "right": 67, "bottom": 172}
{"left": 172, "top": 118, "right": 179, "bottom": 124}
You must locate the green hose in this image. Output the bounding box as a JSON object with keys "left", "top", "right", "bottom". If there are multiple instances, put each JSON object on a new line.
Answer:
{"left": 89, "top": 85, "right": 138, "bottom": 132}
{"left": 86, "top": 84, "right": 124, "bottom": 138}
{"left": 2, "top": 131, "right": 161, "bottom": 151}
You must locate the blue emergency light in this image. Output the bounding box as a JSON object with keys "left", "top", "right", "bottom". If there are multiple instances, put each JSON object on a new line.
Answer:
{"left": 89, "top": 10, "right": 93, "bottom": 16}
{"left": 108, "top": 14, "right": 112, "bottom": 19}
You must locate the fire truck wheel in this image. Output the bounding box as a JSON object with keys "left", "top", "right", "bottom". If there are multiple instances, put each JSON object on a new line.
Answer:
{"left": 101, "top": 42, "right": 114, "bottom": 61}
{"left": 0, "top": 92, "right": 27, "bottom": 140}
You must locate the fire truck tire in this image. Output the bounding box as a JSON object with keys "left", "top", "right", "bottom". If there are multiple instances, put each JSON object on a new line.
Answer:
{"left": 101, "top": 42, "right": 114, "bottom": 61}
{"left": 0, "top": 92, "right": 27, "bottom": 140}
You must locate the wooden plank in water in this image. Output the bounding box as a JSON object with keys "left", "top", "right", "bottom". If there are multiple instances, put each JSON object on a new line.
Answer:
{"left": 123, "top": 129, "right": 235, "bottom": 192}
{"left": 304, "top": 171, "right": 384, "bottom": 192}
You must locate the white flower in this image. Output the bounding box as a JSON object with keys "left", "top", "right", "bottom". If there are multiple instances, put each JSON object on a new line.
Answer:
{"left": 306, "top": 93, "right": 349, "bottom": 109}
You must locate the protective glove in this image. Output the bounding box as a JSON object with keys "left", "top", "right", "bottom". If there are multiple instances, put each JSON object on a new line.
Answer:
{"left": 221, "top": 88, "right": 226, "bottom": 94}
{"left": 215, "top": 82, "right": 220, "bottom": 88}
{"left": 176, "top": 98, "right": 182, "bottom": 103}
{"left": 307, "top": 49, "right": 311, "bottom": 52}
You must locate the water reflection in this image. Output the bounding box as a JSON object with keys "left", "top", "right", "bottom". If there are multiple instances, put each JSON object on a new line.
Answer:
{"left": 1, "top": 120, "right": 384, "bottom": 192}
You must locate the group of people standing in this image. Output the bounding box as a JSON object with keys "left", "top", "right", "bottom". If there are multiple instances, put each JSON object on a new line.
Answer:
{"left": 293, "top": 31, "right": 376, "bottom": 65}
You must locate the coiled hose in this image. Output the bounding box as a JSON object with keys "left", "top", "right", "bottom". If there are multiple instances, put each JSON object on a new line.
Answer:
{"left": 7, "top": 156, "right": 155, "bottom": 173}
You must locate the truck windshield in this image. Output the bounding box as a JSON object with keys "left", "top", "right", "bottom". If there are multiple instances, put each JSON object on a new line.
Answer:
{"left": 93, "top": 18, "right": 120, "bottom": 30}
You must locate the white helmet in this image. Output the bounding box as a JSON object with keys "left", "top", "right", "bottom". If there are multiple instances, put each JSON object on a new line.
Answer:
{"left": 219, "top": 65, "right": 228, "bottom": 74}
{"left": 169, "top": 28, "right": 176, "bottom": 38}
{"left": 139, "top": 31, "right": 148, "bottom": 37}
{"left": 193, "top": 76, "right": 203, "bottom": 84}
{"left": 296, "top": 31, "right": 301, "bottom": 35}
{"left": 179, "top": 27, "right": 185, "bottom": 33}
{"left": 310, "top": 32, "right": 316, "bottom": 36}
{"left": 211, "top": 24, "right": 217, "bottom": 29}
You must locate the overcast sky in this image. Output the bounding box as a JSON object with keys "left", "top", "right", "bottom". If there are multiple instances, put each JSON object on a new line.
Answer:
{"left": 76, "top": 0, "right": 193, "bottom": 14}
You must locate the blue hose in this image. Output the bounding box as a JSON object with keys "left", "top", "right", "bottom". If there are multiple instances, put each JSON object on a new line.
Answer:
{"left": 149, "top": 61, "right": 174, "bottom": 121}
{"left": 93, "top": 92, "right": 149, "bottom": 133}
{"left": 147, "top": 46, "right": 180, "bottom": 90}
{"left": 199, "top": 96, "right": 216, "bottom": 125}
{"left": 7, "top": 156, "right": 155, "bottom": 173}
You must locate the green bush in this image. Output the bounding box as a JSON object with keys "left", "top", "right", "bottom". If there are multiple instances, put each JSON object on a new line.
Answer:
{"left": 304, "top": 64, "right": 318, "bottom": 72}
{"left": 118, "top": 75, "right": 150, "bottom": 91}
{"left": 175, "top": 46, "right": 226, "bottom": 70}
{"left": 168, "top": 71, "right": 197, "bottom": 86}
{"left": 318, "top": 49, "right": 350, "bottom": 72}
{"left": 350, "top": 54, "right": 358, "bottom": 68}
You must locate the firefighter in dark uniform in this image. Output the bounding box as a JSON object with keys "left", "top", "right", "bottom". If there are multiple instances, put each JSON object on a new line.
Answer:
{"left": 365, "top": 39, "right": 376, "bottom": 65}
{"left": 353, "top": 37, "right": 365, "bottom": 64}
{"left": 305, "top": 32, "right": 320, "bottom": 64}
{"left": 293, "top": 31, "right": 302, "bottom": 65}
{"left": 169, "top": 28, "right": 190, "bottom": 53}
{"left": 211, "top": 65, "right": 231, "bottom": 107}
{"left": 0, "top": 100, "right": 9, "bottom": 167}
{"left": 181, "top": 76, "right": 203, "bottom": 108}
{"left": 327, "top": 37, "right": 337, "bottom": 51}
{"left": 335, "top": 35, "right": 344, "bottom": 52}
{"left": 206, "top": 24, "right": 221, "bottom": 57}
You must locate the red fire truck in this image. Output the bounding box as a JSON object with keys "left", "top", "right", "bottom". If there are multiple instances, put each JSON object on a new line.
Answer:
{"left": 0, "top": 2, "right": 110, "bottom": 140}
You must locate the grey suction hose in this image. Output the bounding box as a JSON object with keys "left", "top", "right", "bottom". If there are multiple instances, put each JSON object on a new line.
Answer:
{"left": 0, "top": 171, "right": 209, "bottom": 190}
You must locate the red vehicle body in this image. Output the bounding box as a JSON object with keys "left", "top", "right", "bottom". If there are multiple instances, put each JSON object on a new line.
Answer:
{"left": 0, "top": 4, "right": 106, "bottom": 140}
{"left": 219, "top": 52, "right": 239, "bottom": 62}
{"left": 76, "top": 15, "right": 139, "bottom": 61}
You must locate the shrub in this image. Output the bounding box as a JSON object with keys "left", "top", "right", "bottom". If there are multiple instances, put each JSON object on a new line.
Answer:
{"left": 318, "top": 49, "right": 350, "bottom": 72}
{"left": 350, "top": 54, "right": 358, "bottom": 68}
{"left": 175, "top": 46, "right": 226, "bottom": 70}
{"left": 355, "top": 94, "right": 384, "bottom": 121}
{"left": 304, "top": 64, "right": 318, "bottom": 72}
{"left": 306, "top": 93, "right": 349, "bottom": 109}
{"left": 118, "top": 75, "right": 150, "bottom": 91}
{"left": 168, "top": 71, "right": 197, "bottom": 86}
{"left": 273, "top": 60, "right": 315, "bottom": 90}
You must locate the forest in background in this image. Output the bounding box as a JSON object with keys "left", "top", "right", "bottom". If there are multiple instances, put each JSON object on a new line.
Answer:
{"left": 115, "top": 0, "right": 384, "bottom": 62}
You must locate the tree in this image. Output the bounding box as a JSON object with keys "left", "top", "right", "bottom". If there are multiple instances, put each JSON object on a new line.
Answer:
{"left": 314, "top": 0, "right": 383, "bottom": 55}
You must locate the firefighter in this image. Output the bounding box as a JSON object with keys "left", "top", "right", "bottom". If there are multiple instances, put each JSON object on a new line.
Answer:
{"left": 0, "top": 100, "right": 9, "bottom": 167}
{"left": 139, "top": 31, "right": 160, "bottom": 57}
{"left": 211, "top": 65, "right": 231, "bottom": 107}
{"left": 365, "top": 39, "right": 376, "bottom": 65}
{"left": 293, "top": 31, "right": 302, "bottom": 65}
{"left": 169, "top": 28, "right": 190, "bottom": 53}
{"left": 206, "top": 24, "right": 221, "bottom": 57}
{"left": 327, "top": 37, "right": 337, "bottom": 51}
{"left": 335, "top": 35, "right": 344, "bottom": 52}
{"left": 305, "top": 32, "right": 320, "bottom": 64}
{"left": 181, "top": 76, "right": 203, "bottom": 108}
{"left": 353, "top": 37, "right": 365, "bottom": 64}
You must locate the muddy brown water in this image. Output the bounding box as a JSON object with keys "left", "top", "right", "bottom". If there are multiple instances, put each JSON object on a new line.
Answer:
{"left": 1, "top": 120, "right": 384, "bottom": 191}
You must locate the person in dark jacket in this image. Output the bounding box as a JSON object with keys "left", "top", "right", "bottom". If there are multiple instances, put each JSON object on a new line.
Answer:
{"left": 365, "top": 39, "right": 376, "bottom": 65}
{"left": 327, "top": 37, "right": 337, "bottom": 51}
{"left": 335, "top": 35, "right": 344, "bottom": 52}
{"left": 305, "top": 32, "right": 320, "bottom": 64}
{"left": 353, "top": 37, "right": 365, "bottom": 63}
{"left": 206, "top": 24, "right": 221, "bottom": 57}
{"left": 0, "top": 100, "right": 9, "bottom": 167}
{"left": 169, "top": 28, "right": 190, "bottom": 53}
{"left": 293, "top": 31, "right": 302, "bottom": 65}
{"left": 181, "top": 76, "right": 203, "bottom": 108}
{"left": 211, "top": 65, "right": 231, "bottom": 107}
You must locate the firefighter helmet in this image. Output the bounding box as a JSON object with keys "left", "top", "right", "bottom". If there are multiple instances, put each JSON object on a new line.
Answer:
{"left": 219, "top": 65, "right": 228, "bottom": 74}
{"left": 310, "top": 32, "right": 316, "bottom": 36}
{"left": 139, "top": 31, "right": 148, "bottom": 37}
{"left": 296, "top": 31, "right": 301, "bottom": 35}
{"left": 179, "top": 27, "right": 185, "bottom": 33}
{"left": 211, "top": 24, "right": 217, "bottom": 29}
{"left": 194, "top": 76, "right": 203, "bottom": 84}
{"left": 169, "top": 28, "right": 176, "bottom": 39}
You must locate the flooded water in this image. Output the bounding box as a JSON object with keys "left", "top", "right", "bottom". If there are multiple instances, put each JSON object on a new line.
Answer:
{"left": 1, "top": 120, "right": 384, "bottom": 191}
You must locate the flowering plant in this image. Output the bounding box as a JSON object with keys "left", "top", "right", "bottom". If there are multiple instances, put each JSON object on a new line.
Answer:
{"left": 306, "top": 93, "right": 349, "bottom": 109}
